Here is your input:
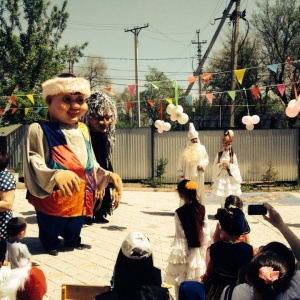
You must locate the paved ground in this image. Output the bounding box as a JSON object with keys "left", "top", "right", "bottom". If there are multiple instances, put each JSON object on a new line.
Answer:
{"left": 12, "top": 186, "right": 300, "bottom": 300}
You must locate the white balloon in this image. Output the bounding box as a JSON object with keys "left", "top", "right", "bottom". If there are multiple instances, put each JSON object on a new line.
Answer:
{"left": 162, "top": 122, "right": 171, "bottom": 131}
{"left": 170, "top": 113, "right": 177, "bottom": 121}
{"left": 242, "top": 115, "right": 253, "bottom": 125}
{"left": 176, "top": 105, "right": 183, "bottom": 113}
{"left": 157, "top": 127, "right": 164, "bottom": 133}
{"left": 285, "top": 106, "right": 299, "bottom": 118}
{"left": 166, "top": 104, "right": 176, "bottom": 115}
{"left": 178, "top": 113, "right": 189, "bottom": 124}
{"left": 288, "top": 99, "right": 297, "bottom": 107}
{"left": 246, "top": 124, "right": 254, "bottom": 131}
{"left": 252, "top": 115, "right": 260, "bottom": 125}
{"left": 154, "top": 120, "right": 163, "bottom": 128}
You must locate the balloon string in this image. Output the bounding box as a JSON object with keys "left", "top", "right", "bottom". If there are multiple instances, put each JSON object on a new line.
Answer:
{"left": 287, "top": 56, "right": 298, "bottom": 99}
{"left": 160, "top": 98, "right": 163, "bottom": 120}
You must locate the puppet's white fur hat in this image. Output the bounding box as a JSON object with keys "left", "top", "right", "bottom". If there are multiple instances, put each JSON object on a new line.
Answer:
{"left": 42, "top": 76, "right": 91, "bottom": 100}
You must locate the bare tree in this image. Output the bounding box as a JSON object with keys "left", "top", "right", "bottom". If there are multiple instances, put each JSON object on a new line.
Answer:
{"left": 78, "top": 57, "right": 111, "bottom": 90}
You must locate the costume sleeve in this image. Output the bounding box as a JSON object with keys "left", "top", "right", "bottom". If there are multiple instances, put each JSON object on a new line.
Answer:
{"left": 94, "top": 161, "right": 111, "bottom": 191}
{"left": 228, "top": 153, "right": 242, "bottom": 183}
{"left": 199, "top": 146, "right": 209, "bottom": 170}
{"left": 21, "top": 244, "right": 32, "bottom": 260}
{"left": 24, "top": 123, "right": 59, "bottom": 198}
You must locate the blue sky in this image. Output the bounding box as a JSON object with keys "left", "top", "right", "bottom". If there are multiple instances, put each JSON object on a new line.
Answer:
{"left": 53, "top": 0, "right": 258, "bottom": 92}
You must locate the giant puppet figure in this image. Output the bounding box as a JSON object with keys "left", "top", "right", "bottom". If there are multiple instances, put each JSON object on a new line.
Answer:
{"left": 24, "top": 74, "right": 122, "bottom": 256}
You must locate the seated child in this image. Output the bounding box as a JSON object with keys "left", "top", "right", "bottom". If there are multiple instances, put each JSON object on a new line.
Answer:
{"left": 5, "top": 217, "right": 31, "bottom": 268}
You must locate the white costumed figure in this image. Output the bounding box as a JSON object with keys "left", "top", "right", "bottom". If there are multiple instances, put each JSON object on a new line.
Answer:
{"left": 177, "top": 123, "right": 209, "bottom": 205}
{"left": 211, "top": 130, "right": 242, "bottom": 208}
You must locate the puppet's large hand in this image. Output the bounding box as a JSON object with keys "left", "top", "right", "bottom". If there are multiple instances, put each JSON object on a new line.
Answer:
{"left": 54, "top": 170, "right": 80, "bottom": 197}
{"left": 109, "top": 173, "right": 123, "bottom": 209}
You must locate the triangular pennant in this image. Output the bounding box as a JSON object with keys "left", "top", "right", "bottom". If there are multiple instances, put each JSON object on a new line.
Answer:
{"left": 127, "top": 84, "right": 136, "bottom": 98}
{"left": 185, "top": 95, "right": 192, "bottom": 105}
{"left": 9, "top": 95, "right": 16, "bottom": 105}
{"left": 267, "top": 64, "right": 278, "bottom": 74}
{"left": 250, "top": 87, "right": 260, "bottom": 100}
{"left": 104, "top": 87, "right": 112, "bottom": 93}
{"left": 277, "top": 83, "right": 286, "bottom": 97}
{"left": 205, "top": 93, "right": 214, "bottom": 104}
{"left": 188, "top": 76, "right": 198, "bottom": 84}
{"left": 234, "top": 69, "right": 246, "bottom": 85}
{"left": 228, "top": 91, "right": 236, "bottom": 101}
{"left": 147, "top": 100, "right": 154, "bottom": 107}
{"left": 151, "top": 81, "right": 161, "bottom": 89}
{"left": 36, "top": 107, "right": 42, "bottom": 113}
{"left": 201, "top": 73, "right": 212, "bottom": 86}
{"left": 27, "top": 94, "right": 34, "bottom": 104}
{"left": 11, "top": 108, "right": 17, "bottom": 115}
{"left": 166, "top": 98, "right": 173, "bottom": 104}
{"left": 0, "top": 109, "right": 5, "bottom": 116}
{"left": 126, "top": 102, "right": 132, "bottom": 110}
{"left": 24, "top": 108, "right": 30, "bottom": 115}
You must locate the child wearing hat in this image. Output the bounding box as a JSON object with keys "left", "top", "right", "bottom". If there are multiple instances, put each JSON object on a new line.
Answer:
{"left": 95, "top": 231, "right": 170, "bottom": 300}
{"left": 164, "top": 179, "right": 211, "bottom": 299}
{"left": 23, "top": 73, "right": 123, "bottom": 256}
{"left": 211, "top": 130, "right": 242, "bottom": 208}
{"left": 202, "top": 207, "right": 254, "bottom": 300}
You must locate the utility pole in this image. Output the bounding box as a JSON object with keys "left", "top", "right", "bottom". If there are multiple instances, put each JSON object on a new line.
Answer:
{"left": 191, "top": 30, "right": 207, "bottom": 127}
{"left": 125, "top": 24, "right": 149, "bottom": 127}
{"left": 184, "top": 0, "right": 236, "bottom": 96}
{"left": 229, "top": 0, "right": 241, "bottom": 127}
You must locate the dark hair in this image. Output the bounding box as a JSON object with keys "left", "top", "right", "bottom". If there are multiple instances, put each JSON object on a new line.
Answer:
{"left": 0, "top": 237, "right": 7, "bottom": 264}
{"left": 7, "top": 217, "right": 27, "bottom": 238}
{"left": 57, "top": 73, "right": 76, "bottom": 78}
{"left": 177, "top": 179, "right": 200, "bottom": 208}
{"left": 260, "top": 241, "right": 296, "bottom": 278}
{"left": 113, "top": 250, "right": 157, "bottom": 297}
{"left": 247, "top": 251, "right": 291, "bottom": 300}
{"left": 0, "top": 149, "right": 9, "bottom": 171}
{"left": 225, "top": 195, "right": 243, "bottom": 210}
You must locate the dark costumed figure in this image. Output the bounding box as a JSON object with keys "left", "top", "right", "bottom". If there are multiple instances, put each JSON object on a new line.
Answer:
{"left": 85, "top": 91, "right": 118, "bottom": 224}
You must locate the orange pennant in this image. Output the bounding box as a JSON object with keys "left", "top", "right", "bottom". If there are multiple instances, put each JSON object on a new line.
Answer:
{"left": 128, "top": 84, "right": 136, "bottom": 98}
{"left": 250, "top": 87, "right": 260, "bottom": 100}
{"left": 202, "top": 73, "right": 212, "bottom": 86}
{"left": 147, "top": 100, "right": 154, "bottom": 107}
{"left": 188, "top": 76, "right": 198, "bottom": 84}
{"left": 104, "top": 87, "right": 112, "bottom": 93}
{"left": 11, "top": 108, "right": 17, "bottom": 115}
{"left": 0, "top": 109, "right": 4, "bottom": 115}
{"left": 277, "top": 84, "right": 286, "bottom": 97}
{"left": 10, "top": 95, "right": 17, "bottom": 105}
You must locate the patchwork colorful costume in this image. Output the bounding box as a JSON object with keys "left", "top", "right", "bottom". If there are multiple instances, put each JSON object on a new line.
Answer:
{"left": 24, "top": 121, "right": 110, "bottom": 252}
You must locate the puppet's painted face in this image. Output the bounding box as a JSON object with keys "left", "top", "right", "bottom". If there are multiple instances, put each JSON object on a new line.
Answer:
{"left": 87, "top": 109, "right": 113, "bottom": 132}
{"left": 47, "top": 93, "right": 88, "bottom": 124}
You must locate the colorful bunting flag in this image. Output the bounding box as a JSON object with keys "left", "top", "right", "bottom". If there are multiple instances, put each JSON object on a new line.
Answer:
{"left": 201, "top": 73, "right": 212, "bottom": 86}
{"left": 267, "top": 64, "right": 278, "bottom": 74}
{"left": 24, "top": 108, "right": 29, "bottom": 115}
{"left": 228, "top": 91, "right": 236, "bottom": 102}
{"left": 127, "top": 84, "right": 136, "bottom": 98}
{"left": 147, "top": 100, "right": 154, "bottom": 107}
{"left": 104, "top": 87, "right": 112, "bottom": 93}
{"left": 250, "top": 87, "right": 260, "bottom": 100}
{"left": 188, "top": 76, "right": 198, "bottom": 84}
{"left": 206, "top": 93, "right": 214, "bottom": 104}
{"left": 126, "top": 102, "right": 132, "bottom": 111}
{"left": 27, "top": 94, "right": 34, "bottom": 104}
{"left": 277, "top": 84, "right": 286, "bottom": 97}
{"left": 10, "top": 95, "right": 16, "bottom": 105}
{"left": 234, "top": 69, "right": 246, "bottom": 85}
{"left": 11, "top": 108, "right": 17, "bottom": 115}
{"left": 166, "top": 98, "right": 173, "bottom": 104}
{"left": 185, "top": 95, "right": 192, "bottom": 105}
{"left": 151, "top": 81, "right": 161, "bottom": 89}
